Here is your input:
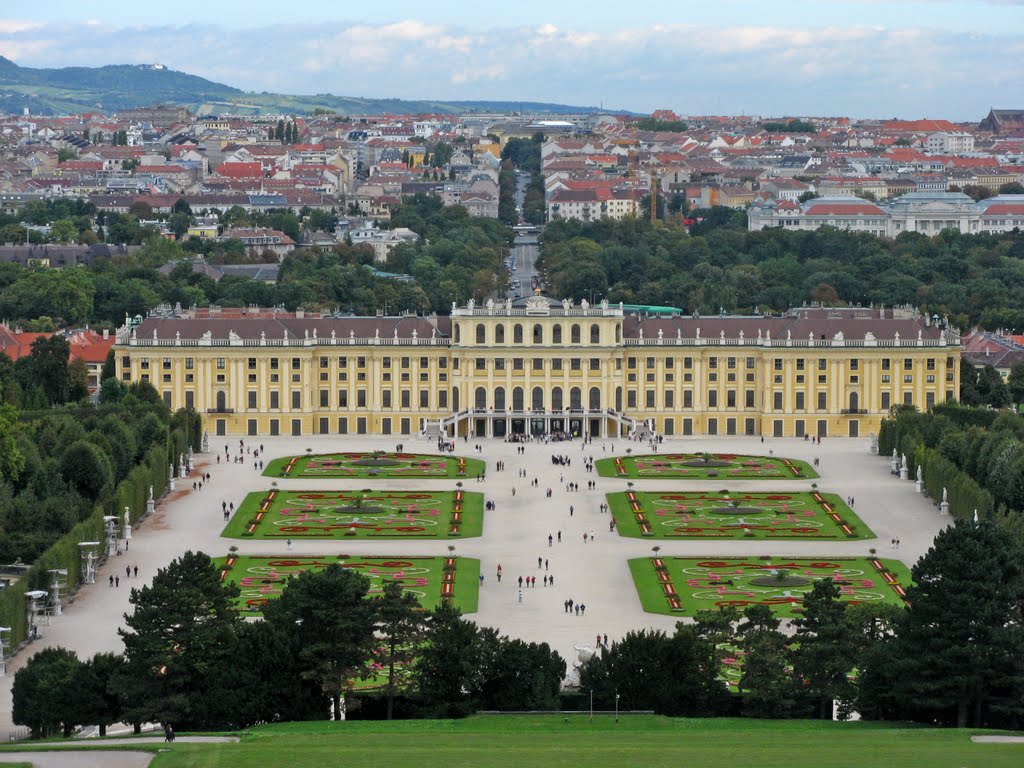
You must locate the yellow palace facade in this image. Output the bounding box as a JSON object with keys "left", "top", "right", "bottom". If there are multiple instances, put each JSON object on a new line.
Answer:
{"left": 116, "top": 297, "right": 960, "bottom": 439}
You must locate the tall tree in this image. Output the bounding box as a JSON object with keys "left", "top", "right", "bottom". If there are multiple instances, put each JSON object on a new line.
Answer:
{"left": 118, "top": 551, "right": 242, "bottom": 730}
{"left": 976, "top": 365, "right": 1010, "bottom": 409}
{"left": 67, "top": 652, "right": 125, "bottom": 736}
{"left": 791, "top": 579, "right": 858, "bottom": 719}
{"left": 891, "top": 520, "right": 1024, "bottom": 727}
{"left": 12, "top": 647, "right": 82, "bottom": 738}
{"left": 0, "top": 403, "right": 24, "bottom": 483}
{"left": 16, "top": 335, "right": 73, "bottom": 405}
{"left": 1008, "top": 363, "right": 1024, "bottom": 407}
{"left": 263, "top": 563, "right": 376, "bottom": 721}
{"left": 477, "top": 630, "right": 566, "bottom": 711}
{"left": 373, "top": 579, "right": 427, "bottom": 720}
{"left": 736, "top": 604, "right": 799, "bottom": 718}
{"left": 415, "top": 603, "right": 484, "bottom": 717}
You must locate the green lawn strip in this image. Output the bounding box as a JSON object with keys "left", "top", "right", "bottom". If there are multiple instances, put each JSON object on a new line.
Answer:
{"left": 630, "top": 556, "right": 912, "bottom": 619}
{"left": 263, "top": 452, "right": 486, "bottom": 479}
{"left": 596, "top": 453, "right": 818, "bottom": 480}
{"left": 609, "top": 490, "right": 874, "bottom": 540}
{"left": 222, "top": 489, "right": 484, "bottom": 540}
{"left": 216, "top": 554, "right": 479, "bottom": 616}
{"left": 132, "top": 716, "right": 1024, "bottom": 768}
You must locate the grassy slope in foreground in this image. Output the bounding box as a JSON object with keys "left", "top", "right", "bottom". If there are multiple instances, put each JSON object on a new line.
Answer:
{"left": 134, "top": 716, "right": 1023, "bottom": 768}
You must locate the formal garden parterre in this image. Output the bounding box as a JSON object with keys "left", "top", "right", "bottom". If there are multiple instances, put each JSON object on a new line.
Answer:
{"left": 222, "top": 489, "right": 484, "bottom": 539}
{"left": 609, "top": 490, "right": 874, "bottom": 540}
{"left": 630, "top": 557, "right": 911, "bottom": 619}
{"left": 217, "top": 555, "right": 480, "bottom": 615}
{"left": 597, "top": 452, "right": 818, "bottom": 479}
{"left": 263, "top": 451, "right": 486, "bottom": 479}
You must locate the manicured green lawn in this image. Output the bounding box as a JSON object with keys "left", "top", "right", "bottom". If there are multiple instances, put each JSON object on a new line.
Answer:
{"left": 222, "top": 489, "right": 484, "bottom": 539}
{"left": 263, "top": 452, "right": 485, "bottom": 479}
{"left": 216, "top": 555, "right": 479, "bottom": 615}
{"left": 630, "top": 556, "right": 912, "bottom": 619}
{"left": 106, "top": 715, "right": 1024, "bottom": 768}
{"left": 609, "top": 490, "right": 874, "bottom": 540}
{"left": 597, "top": 452, "right": 818, "bottom": 480}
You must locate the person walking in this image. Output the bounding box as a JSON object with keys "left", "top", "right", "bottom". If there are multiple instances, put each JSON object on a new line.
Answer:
{"left": 134, "top": 565, "right": 138, "bottom": 578}
{"left": 548, "top": 534, "right": 553, "bottom": 547}
{"left": 557, "top": 530, "right": 562, "bottom": 542}
{"left": 518, "top": 590, "right": 523, "bottom": 603}
{"left": 518, "top": 576, "right": 523, "bottom": 588}
{"left": 544, "top": 559, "right": 549, "bottom": 570}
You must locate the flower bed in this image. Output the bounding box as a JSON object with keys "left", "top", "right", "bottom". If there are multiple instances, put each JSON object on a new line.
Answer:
{"left": 629, "top": 556, "right": 911, "bottom": 619}
{"left": 608, "top": 490, "right": 873, "bottom": 540}
{"left": 216, "top": 554, "right": 480, "bottom": 616}
{"left": 596, "top": 453, "right": 818, "bottom": 480}
{"left": 222, "top": 489, "right": 484, "bottom": 540}
{"left": 263, "top": 452, "right": 486, "bottom": 479}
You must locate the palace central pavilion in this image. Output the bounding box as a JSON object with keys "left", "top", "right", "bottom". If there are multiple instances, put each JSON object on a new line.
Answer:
{"left": 116, "top": 296, "right": 960, "bottom": 439}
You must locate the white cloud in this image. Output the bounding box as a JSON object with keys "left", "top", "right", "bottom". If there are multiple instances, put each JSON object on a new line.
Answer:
{"left": 0, "top": 20, "right": 42, "bottom": 34}
{"left": 0, "top": 18, "right": 1020, "bottom": 119}
{"left": 451, "top": 65, "right": 506, "bottom": 85}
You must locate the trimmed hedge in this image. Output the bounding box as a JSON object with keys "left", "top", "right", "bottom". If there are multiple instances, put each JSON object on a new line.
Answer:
{"left": 0, "top": 414, "right": 196, "bottom": 651}
{"left": 879, "top": 408, "right": 996, "bottom": 522}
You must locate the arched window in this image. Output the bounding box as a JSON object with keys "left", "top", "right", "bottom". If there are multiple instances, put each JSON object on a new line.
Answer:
{"left": 532, "top": 386, "right": 545, "bottom": 410}
{"left": 454, "top": 324, "right": 461, "bottom": 343}
{"left": 452, "top": 386, "right": 460, "bottom": 411}
{"left": 590, "top": 324, "right": 600, "bottom": 344}
{"left": 475, "top": 323, "right": 486, "bottom": 344}
{"left": 512, "top": 387, "right": 524, "bottom": 410}
{"left": 570, "top": 387, "right": 582, "bottom": 409}
{"left": 533, "top": 324, "right": 543, "bottom": 344}
{"left": 553, "top": 324, "right": 562, "bottom": 344}
{"left": 475, "top": 387, "right": 487, "bottom": 409}
{"left": 495, "top": 324, "right": 505, "bottom": 344}
{"left": 615, "top": 386, "right": 622, "bottom": 412}
{"left": 849, "top": 391, "right": 859, "bottom": 411}
{"left": 571, "top": 324, "right": 581, "bottom": 344}
{"left": 589, "top": 387, "right": 601, "bottom": 410}
{"left": 217, "top": 391, "right": 227, "bottom": 411}
{"left": 514, "top": 324, "right": 524, "bottom": 344}
{"left": 494, "top": 387, "right": 506, "bottom": 410}
{"left": 552, "top": 386, "right": 563, "bottom": 411}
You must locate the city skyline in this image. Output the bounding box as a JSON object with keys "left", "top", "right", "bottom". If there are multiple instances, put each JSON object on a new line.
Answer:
{"left": 1, "top": 1, "right": 1023, "bottom": 119}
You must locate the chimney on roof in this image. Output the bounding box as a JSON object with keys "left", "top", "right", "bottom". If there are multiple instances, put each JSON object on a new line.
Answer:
{"left": 103, "top": 329, "right": 109, "bottom": 340}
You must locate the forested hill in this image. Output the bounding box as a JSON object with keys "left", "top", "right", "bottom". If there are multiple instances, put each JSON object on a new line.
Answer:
{"left": 0, "top": 57, "right": 615, "bottom": 116}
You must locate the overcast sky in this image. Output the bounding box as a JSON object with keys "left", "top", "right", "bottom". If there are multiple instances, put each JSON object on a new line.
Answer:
{"left": 2, "top": 1, "right": 1023, "bottom": 119}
